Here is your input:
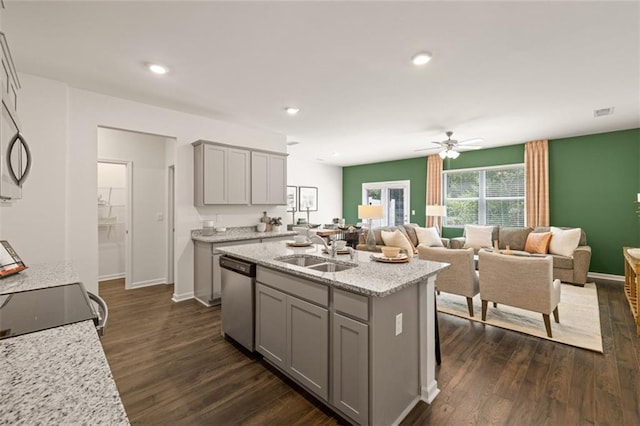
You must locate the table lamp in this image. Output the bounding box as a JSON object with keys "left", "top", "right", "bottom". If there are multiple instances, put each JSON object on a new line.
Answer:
{"left": 426, "top": 205, "right": 447, "bottom": 236}
{"left": 358, "top": 204, "right": 384, "bottom": 251}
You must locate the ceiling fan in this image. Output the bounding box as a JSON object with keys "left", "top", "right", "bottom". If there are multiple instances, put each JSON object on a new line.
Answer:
{"left": 415, "top": 131, "right": 484, "bottom": 159}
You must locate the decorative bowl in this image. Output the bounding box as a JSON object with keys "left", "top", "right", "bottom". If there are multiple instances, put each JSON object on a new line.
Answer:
{"left": 381, "top": 246, "right": 401, "bottom": 258}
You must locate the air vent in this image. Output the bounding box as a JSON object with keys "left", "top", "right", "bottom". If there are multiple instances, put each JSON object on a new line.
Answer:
{"left": 594, "top": 107, "right": 614, "bottom": 117}
{"left": 286, "top": 141, "right": 300, "bottom": 146}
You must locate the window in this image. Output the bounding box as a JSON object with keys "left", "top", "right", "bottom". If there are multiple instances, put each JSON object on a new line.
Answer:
{"left": 362, "top": 180, "right": 410, "bottom": 227}
{"left": 443, "top": 164, "right": 524, "bottom": 227}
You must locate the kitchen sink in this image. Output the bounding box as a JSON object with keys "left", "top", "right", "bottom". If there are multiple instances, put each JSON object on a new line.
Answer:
{"left": 275, "top": 255, "right": 357, "bottom": 272}
{"left": 306, "top": 262, "right": 356, "bottom": 273}
{"left": 275, "top": 255, "right": 327, "bottom": 267}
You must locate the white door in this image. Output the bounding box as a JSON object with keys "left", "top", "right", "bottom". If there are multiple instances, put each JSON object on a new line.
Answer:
{"left": 362, "top": 180, "right": 410, "bottom": 227}
{"left": 167, "top": 165, "right": 175, "bottom": 284}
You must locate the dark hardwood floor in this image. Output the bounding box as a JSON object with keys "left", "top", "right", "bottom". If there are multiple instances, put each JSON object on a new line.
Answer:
{"left": 99, "top": 279, "right": 640, "bottom": 425}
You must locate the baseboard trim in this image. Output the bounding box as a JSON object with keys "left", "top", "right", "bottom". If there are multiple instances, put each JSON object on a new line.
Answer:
{"left": 130, "top": 278, "right": 166, "bottom": 289}
{"left": 588, "top": 272, "right": 624, "bottom": 283}
{"left": 172, "top": 291, "right": 194, "bottom": 303}
{"left": 391, "top": 395, "right": 421, "bottom": 426}
{"left": 99, "top": 273, "right": 125, "bottom": 282}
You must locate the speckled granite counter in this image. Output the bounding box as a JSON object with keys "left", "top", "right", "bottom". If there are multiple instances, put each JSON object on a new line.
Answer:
{"left": 0, "top": 263, "right": 129, "bottom": 425}
{"left": 191, "top": 226, "right": 297, "bottom": 243}
{"left": 0, "top": 261, "right": 79, "bottom": 295}
{"left": 215, "top": 240, "right": 449, "bottom": 297}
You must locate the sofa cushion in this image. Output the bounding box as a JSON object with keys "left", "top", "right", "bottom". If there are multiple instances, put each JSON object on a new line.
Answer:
{"left": 402, "top": 224, "right": 420, "bottom": 246}
{"left": 499, "top": 227, "right": 533, "bottom": 251}
{"left": 415, "top": 226, "right": 444, "bottom": 247}
{"left": 551, "top": 254, "right": 574, "bottom": 270}
{"left": 381, "top": 229, "right": 415, "bottom": 256}
{"left": 463, "top": 225, "right": 494, "bottom": 249}
{"left": 549, "top": 227, "right": 581, "bottom": 257}
{"left": 534, "top": 226, "right": 587, "bottom": 247}
{"left": 525, "top": 231, "right": 552, "bottom": 254}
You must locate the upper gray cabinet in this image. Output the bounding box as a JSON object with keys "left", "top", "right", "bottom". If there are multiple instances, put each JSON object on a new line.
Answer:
{"left": 193, "top": 140, "right": 287, "bottom": 206}
{"left": 251, "top": 151, "right": 287, "bottom": 205}
{"left": 193, "top": 141, "right": 250, "bottom": 206}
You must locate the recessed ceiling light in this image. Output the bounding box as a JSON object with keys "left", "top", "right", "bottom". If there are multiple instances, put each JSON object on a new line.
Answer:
{"left": 148, "top": 63, "right": 169, "bottom": 75}
{"left": 594, "top": 107, "right": 614, "bottom": 117}
{"left": 285, "top": 107, "right": 300, "bottom": 115}
{"left": 412, "top": 52, "right": 433, "bottom": 66}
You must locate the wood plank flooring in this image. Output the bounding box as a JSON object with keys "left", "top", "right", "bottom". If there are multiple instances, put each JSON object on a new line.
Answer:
{"left": 99, "top": 279, "right": 640, "bottom": 425}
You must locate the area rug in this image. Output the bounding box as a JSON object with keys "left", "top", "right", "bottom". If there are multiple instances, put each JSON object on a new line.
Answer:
{"left": 437, "top": 282, "right": 603, "bottom": 353}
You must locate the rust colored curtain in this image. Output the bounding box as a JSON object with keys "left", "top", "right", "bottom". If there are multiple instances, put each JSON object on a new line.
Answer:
{"left": 525, "top": 140, "right": 549, "bottom": 227}
{"left": 426, "top": 155, "right": 443, "bottom": 227}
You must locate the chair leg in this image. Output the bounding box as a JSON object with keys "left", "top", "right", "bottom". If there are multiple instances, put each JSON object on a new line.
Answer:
{"left": 493, "top": 302, "right": 498, "bottom": 308}
{"left": 553, "top": 307, "right": 559, "bottom": 323}
{"left": 466, "top": 297, "right": 474, "bottom": 317}
{"left": 543, "top": 314, "right": 552, "bottom": 337}
{"left": 481, "top": 300, "right": 488, "bottom": 321}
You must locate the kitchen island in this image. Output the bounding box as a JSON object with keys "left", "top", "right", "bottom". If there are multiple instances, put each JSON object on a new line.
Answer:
{"left": 216, "top": 240, "right": 448, "bottom": 426}
{"left": 0, "top": 263, "right": 129, "bottom": 424}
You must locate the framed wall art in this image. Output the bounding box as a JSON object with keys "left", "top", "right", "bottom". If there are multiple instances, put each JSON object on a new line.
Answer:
{"left": 286, "top": 185, "right": 297, "bottom": 212}
{"left": 298, "top": 186, "right": 318, "bottom": 212}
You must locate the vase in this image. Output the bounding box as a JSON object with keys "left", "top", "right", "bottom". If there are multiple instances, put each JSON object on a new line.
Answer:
{"left": 272, "top": 225, "right": 282, "bottom": 232}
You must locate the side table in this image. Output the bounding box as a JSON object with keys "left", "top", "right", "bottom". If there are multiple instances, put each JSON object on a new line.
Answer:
{"left": 623, "top": 247, "right": 640, "bottom": 336}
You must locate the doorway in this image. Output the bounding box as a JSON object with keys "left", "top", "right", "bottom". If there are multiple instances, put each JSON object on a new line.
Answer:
{"left": 97, "top": 127, "right": 177, "bottom": 291}
{"left": 362, "top": 180, "right": 411, "bottom": 227}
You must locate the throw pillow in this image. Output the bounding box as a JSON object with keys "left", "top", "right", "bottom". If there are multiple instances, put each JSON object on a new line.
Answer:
{"left": 381, "top": 229, "right": 415, "bottom": 256}
{"left": 549, "top": 227, "right": 581, "bottom": 257}
{"left": 524, "top": 231, "right": 552, "bottom": 254}
{"left": 463, "top": 225, "right": 493, "bottom": 250}
{"left": 415, "top": 226, "right": 444, "bottom": 247}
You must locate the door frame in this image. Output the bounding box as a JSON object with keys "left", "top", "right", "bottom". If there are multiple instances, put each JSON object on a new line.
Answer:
{"left": 167, "top": 165, "right": 175, "bottom": 284}
{"left": 361, "top": 180, "right": 411, "bottom": 227}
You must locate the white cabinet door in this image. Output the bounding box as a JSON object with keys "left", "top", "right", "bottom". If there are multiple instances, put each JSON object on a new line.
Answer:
{"left": 203, "top": 144, "right": 226, "bottom": 204}
{"left": 287, "top": 296, "right": 328, "bottom": 401}
{"left": 332, "top": 312, "right": 369, "bottom": 425}
{"left": 255, "top": 283, "right": 287, "bottom": 370}
{"left": 251, "top": 151, "right": 269, "bottom": 204}
{"left": 226, "top": 148, "right": 250, "bottom": 204}
{"left": 268, "top": 154, "right": 287, "bottom": 205}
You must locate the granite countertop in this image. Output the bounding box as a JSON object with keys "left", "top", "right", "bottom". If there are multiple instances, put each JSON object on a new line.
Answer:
{"left": 0, "top": 321, "right": 129, "bottom": 424}
{"left": 215, "top": 241, "right": 449, "bottom": 297}
{"left": 0, "top": 261, "right": 80, "bottom": 295}
{"left": 0, "top": 262, "right": 129, "bottom": 425}
{"left": 191, "top": 226, "right": 298, "bottom": 243}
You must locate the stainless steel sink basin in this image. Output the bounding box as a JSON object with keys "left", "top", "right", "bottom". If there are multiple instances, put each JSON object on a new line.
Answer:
{"left": 275, "top": 255, "right": 357, "bottom": 272}
{"left": 276, "top": 255, "right": 326, "bottom": 267}
{"left": 306, "top": 262, "right": 356, "bottom": 273}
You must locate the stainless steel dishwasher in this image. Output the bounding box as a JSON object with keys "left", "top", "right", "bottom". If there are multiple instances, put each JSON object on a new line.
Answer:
{"left": 220, "top": 256, "right": 256, "bottom": 351}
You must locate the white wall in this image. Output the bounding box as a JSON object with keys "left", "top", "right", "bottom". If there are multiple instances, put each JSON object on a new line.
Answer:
{"left": 287, "top": 154, "right": 343, "bottom": 226}
{"left": 2, "top": 73, "right": 286, "bottom": 299}
{"left": 98, "top": 128, "right": 169, "bottom": 287}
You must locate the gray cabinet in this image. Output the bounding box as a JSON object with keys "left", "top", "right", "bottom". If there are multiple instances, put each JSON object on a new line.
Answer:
{"left": 193, "top": 141, "right": 250, "bottom": 206}
{"left": 255, "top": 268, "right": 329, "bottom": 401}
{"left": 332, "top": 312, "right": 369, "bottom": 425}
{"left": 251, "top": 151, "right": 287, "bottom": 205}
{"left": 255, "top": 283, "right": 287, "bottom": 369}
{"left": 287, "top": 296, "right": 328, "bottom": 400}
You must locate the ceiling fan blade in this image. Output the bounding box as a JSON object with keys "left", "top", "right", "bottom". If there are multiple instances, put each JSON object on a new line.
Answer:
{"left": 414, "top": 147, "right": 442, "bottom": 153}
{"left": 457, "top": 145, "right": 483, "bottom": 151}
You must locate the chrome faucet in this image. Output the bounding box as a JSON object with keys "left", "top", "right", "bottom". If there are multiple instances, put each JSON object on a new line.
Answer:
{"left": 310, "top": 235, "right": 336, "bottom": 258}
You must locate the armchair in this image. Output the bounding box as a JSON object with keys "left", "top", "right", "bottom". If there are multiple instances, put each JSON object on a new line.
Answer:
{"left": 478, "top": 251, "right": 561, "bottom": 337}
{"left": 418, "top": 246, "right": 479, "bottom": 316}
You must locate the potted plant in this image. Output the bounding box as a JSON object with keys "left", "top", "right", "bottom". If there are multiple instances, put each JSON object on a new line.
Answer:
{"left": 270, "top": 217, "right": 283, "bottom": 232}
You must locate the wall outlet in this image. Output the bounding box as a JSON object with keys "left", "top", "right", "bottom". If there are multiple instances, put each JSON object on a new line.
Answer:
{"left": 395, "top": 313, "right": 403, "bottom": 336}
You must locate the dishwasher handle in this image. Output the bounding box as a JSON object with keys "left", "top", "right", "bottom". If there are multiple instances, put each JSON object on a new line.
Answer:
{"left": 220, "top": 256, "right": 256, "bottom": 277}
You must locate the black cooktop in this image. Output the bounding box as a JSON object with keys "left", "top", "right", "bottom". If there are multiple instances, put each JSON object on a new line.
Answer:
{"left": 0, "top": 282, "right": 97, "bottom": 340}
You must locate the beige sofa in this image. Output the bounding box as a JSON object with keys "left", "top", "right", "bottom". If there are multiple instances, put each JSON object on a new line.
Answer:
{"left": 355, "top": 224, "right": 450, "bottom": 252}
{"left": 450, "top": 226, "right": 591, "bottom": 286}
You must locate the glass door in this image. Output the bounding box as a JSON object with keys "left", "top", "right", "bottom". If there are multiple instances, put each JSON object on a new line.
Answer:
{"left": 362, "top": 180, "right": 410, "bottom": 227}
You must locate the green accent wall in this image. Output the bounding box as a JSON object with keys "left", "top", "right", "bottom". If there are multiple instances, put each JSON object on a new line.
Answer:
{"left": 342, "top": 157, "right": 426, "bottom": 226}
{"left": 342, "top": 128, "right": 640, "bottom": 276}
{"left": 549, "top": 128, "right": 639, "bottom": 275}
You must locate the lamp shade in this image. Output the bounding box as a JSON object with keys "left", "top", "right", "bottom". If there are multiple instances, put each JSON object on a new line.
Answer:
{"left": 426, "top": 205, "right": 447, "bottom": 217}
{"left": 358, "top": 204, "right": 384, "bottom": 219}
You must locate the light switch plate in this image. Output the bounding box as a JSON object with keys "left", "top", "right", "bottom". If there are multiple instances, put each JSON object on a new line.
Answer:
{"left": 395, "top": 313, "right": 403, "bottom": 336}
{"left": 156, "top": 213, "right": 164, "bottom": 221}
